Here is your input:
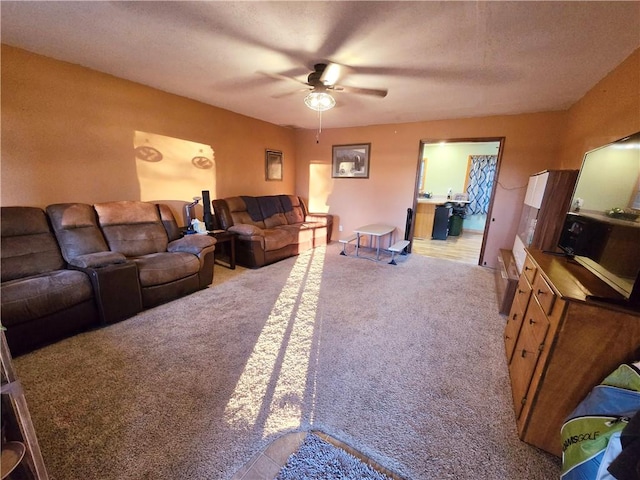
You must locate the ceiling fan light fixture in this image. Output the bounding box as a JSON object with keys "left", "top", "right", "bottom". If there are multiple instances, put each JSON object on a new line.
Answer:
{"left": 304, "top": 91, "right": 335, "bottom": 112}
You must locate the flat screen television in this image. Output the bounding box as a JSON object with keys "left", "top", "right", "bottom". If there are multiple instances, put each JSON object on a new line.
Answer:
{"left": 558, "top": 212, "right": 640, "bottom": 308}
{"left": 558, "top": 131, "right": 640, "bottom": 309}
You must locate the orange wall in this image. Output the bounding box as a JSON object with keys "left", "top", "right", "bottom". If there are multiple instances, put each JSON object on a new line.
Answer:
{"left": 295, "top": 48, "right": 640, "bottom": 268}
{"left": 559, "top": 48, "right": 640, "bottom": 169}
{"left": 1, "top": 45, "right": 296, "bottom": 221}
{"left": 295, "top": 113, "right": 568, "bottom": 267}
{"left": 2, "top": 44, "right": 638, "bottom": 269}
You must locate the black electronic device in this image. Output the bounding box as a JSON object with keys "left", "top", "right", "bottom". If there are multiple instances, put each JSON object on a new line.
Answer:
{"left": 202, "top": 190, "right": 214, "bottom": 231}
{"left": 558, "top": 212, "right": 640, "bottom": 309}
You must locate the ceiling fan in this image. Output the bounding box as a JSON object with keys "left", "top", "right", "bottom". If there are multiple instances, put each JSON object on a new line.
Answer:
{"left": 264, "top": 62, "right": 388, "bottom": 105}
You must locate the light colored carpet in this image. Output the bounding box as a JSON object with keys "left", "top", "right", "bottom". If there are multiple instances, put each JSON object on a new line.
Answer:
{"left": 14, "top": 242, "right": 561, "bottom": 479}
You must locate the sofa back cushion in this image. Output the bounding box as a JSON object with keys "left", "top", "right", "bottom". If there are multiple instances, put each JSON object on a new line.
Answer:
{"left": 46, "top": 203, "right": 110, "bottom": 261}
{"left": 94, "top": 201, "right": 169, "bottom": 257}
{"left": 157, "top": 204, "right": 182, "bottom": 241}
{"left": 281, "top": 195, "right": 306, "bottom": 224}
{"left": 1, "top": 206, "right": 65, "bottom": 282}
{"left": 257, "top": 196, "right": 288, "bottom": 228}
{"left": 222, "top": 196, "right": 266, "bottom": 228}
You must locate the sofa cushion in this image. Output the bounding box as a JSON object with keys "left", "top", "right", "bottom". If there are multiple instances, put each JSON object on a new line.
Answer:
{"left": 46, "top": 203, "right": 111, "bottom": 261}
{"left": 133, "top": 252, "right": 200, "bottom": 287}
{"left": 263, "top": 228, "right": 297, "bottom": 252}
{"left": 95, "top": 201, "right": 169, "bottom": 256}
{"left": 263, "top": 213, "right": 287, "bottom": 228}
{"left": 281, "top": 195, "right": 305, "bottom": 224}
{"left": 1, "top": 207, "right": 65, "bottom": 282}
{"left": 279, "top": 224, "right": 316, "bottom": 245}
{"left": 258, "top": 196, "right": 288, "bottom": 228}
{"left": 226, "top": 197, "right": 266, "bottom": 228}
{"left": 1, "top": 270, "right": 93, "bottom": 326}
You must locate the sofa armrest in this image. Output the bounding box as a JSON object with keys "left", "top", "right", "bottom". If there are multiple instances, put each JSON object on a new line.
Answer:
{"left": 68, "top": 251, "right": 127, "bottom": 268}
{"left": 228, "top": 224, "right": 264, "bottom": 236}
{"left": 305, "top": 213, "right": 334, "bottom": 242}
{"left": 168, "top": 235, "right": 216, "bottom": 255}
{"left": 70, "top": 261, "right": 143, "bottom": 325}
{"left": 305, "top": 213, "right": 332, "bottom": 225}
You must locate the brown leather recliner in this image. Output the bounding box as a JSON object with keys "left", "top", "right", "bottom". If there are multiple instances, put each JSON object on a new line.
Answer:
{"left": 93, "top": 201, "right": 216, "bottom": 308}
{"left": 46, "top": 202, "right": 143, "bottom": 324}
{"left": 0, "top": 206, "right": 100, "bottom": 355}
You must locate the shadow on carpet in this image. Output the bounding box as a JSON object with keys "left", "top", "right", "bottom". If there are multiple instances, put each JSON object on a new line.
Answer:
{"left": 276, "top": 433, "right": 399, "bottom": 480}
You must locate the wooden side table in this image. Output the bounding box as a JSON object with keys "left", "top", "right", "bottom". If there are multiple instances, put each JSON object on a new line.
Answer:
{"left": 209, "top": 230, "right": 236, "bottom": 269}
{"left": 1, "top": 331, "right": 49, "bottom": 479}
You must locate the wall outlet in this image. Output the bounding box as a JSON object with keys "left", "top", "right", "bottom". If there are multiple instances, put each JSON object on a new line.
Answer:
{"left": 339, "top": 225, "right": 343, "bottom": 232}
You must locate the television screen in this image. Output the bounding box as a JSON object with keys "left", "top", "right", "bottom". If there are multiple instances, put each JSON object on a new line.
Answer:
{"left": 558, "top": 212, "right": 640, "bottom": 302}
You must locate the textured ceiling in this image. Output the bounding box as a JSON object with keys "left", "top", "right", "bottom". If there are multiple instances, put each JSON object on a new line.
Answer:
{"left": 2, "top": 1, "right": 639, "bottom": 130}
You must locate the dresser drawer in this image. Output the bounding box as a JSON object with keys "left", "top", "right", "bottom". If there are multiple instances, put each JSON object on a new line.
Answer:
{"left": 523, "top": 255, "right": 537, "bottom": 285}
{"left": 504, "top": 300, "right": 525, "bottom": 363}
{"left": 532, "top": 272, "right": 556, "bottom": 315}
{"left": 509, "top": 332, "right": 543, "bottom": 419}
{"left": 522, "top": 297, "right": 551, "bottom": 347}
{"left": 514, "top": 274, "right": 533, "bottom": 311}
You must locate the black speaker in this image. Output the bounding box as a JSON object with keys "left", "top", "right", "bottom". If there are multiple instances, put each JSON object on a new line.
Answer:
{"left": 202, "top": 190, "right": 214, "bottom": 231}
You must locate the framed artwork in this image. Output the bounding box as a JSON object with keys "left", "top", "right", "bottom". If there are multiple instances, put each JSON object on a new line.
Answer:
{"left": 332, "top": 143, "right": 371, "bottom": 178}
{"left": 265, "top": 149, "right": 283, "bottom": 181}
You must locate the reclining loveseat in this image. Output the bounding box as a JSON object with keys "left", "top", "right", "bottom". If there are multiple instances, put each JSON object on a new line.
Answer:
{"left": 212, "top": 195, "right": 333, "bottom": 268}
{"left": 49, "top": 201, "right": 216, "bottom": 309}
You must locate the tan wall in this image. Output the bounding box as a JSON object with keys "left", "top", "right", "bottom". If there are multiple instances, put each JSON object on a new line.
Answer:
{"left": 295, "top": 113, "right": 568, "bottom": 267}
{"left": 1, "top": 45, "right": 296, "bottom": 222}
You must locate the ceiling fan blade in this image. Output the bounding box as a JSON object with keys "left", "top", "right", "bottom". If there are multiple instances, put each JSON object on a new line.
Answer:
{"left": 271, "top": 87, "right": 310, "bottom": 99}
{"left": 319, "top": 62, "right": 341, "bottom": 86}
{"left": 334, "top": 84, "right": 388, "bottom": 98}
{"left": 256, "top": 70, "right": 309, "bottom": 86}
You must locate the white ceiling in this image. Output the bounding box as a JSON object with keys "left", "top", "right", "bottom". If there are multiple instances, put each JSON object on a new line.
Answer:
{"left": 2, "top": 1, "right": 639, "bottom": 130}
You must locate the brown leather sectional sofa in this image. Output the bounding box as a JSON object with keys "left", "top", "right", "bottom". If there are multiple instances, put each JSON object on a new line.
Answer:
{"left": 212, "top": 195, "right": 333, "bottom": 268}
{"left": 1, "top": 202, "right": 216, "bottom": 356}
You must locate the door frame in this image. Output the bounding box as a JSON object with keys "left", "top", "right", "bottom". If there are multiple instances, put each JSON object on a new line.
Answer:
{"left": 409, "top": 137, "right": 506, "bottom": 266}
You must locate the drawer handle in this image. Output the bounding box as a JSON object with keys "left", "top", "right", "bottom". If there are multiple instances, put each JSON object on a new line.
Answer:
{"left": 537, "top": 289, "right": 546, "bottom": 295}
{"left": 525, "top": 266, "right": 533, "bottom": 271}
{"left": 521, "top": 349, "right": 531, "bottom": 358}
{"left": 529, "top": 318, "right": 536, "bottom": 325}
{"left": 518, "top": 289, "right": 525, "bottom": 294}
{"left": 512, "top": 313, "right": 518, "bottom": 320}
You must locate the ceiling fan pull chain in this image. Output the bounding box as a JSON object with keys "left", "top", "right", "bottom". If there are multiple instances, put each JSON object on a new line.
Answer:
{"left": 316, "top": 109, "right": 323, "bottom": 143}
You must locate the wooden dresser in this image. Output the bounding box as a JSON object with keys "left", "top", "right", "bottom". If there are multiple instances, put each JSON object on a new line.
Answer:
{"left": 504, "top": 249, "right": 640, "bottom": 457}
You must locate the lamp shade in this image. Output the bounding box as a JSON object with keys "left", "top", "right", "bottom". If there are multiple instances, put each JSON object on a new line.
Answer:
{"left": 304, "top": 91, "right": 336, "bottom": 112}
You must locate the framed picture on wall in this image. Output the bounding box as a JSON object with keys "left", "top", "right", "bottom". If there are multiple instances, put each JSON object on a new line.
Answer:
{"left": 332, "top": 143, "right": 370, "bottom": 178}
{"left": 265, "top": 149, "right": 283, "bottom": 181}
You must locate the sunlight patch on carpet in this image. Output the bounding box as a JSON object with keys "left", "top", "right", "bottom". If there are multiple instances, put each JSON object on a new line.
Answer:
{"left": 223, "top": 247, "right": 325, "bottom": 435}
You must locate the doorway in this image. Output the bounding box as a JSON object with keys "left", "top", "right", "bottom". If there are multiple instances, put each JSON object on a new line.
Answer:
{"left": 410, "top": 138, "right": 504, "bottom": 266}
